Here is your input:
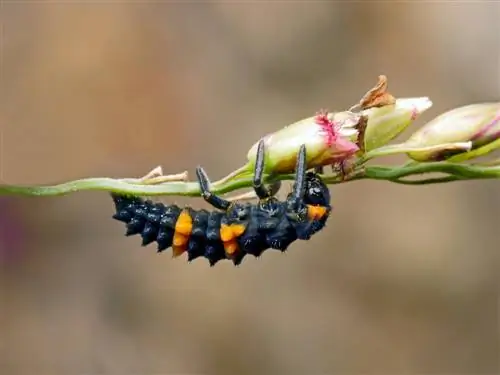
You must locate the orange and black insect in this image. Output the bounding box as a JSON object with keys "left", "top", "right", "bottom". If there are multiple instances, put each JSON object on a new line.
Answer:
{"left": 110, "top": 140, "right": 332, "bottom": 266}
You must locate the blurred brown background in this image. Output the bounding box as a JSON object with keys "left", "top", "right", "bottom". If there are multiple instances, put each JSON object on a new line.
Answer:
{"left": 1, "top": 2, "right": 499, "bottom": 375}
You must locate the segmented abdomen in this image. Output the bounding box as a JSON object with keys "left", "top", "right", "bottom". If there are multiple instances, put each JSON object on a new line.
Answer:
{"left": 111, "top": 194, "right": 232, "bottom": 266}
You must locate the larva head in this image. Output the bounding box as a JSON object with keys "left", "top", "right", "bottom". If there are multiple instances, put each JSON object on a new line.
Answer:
{"left": 303, "top": 172, "right": 330, "bottom": 207}
{"left": 285, "top": 173, "right": 331, "bottom": 240}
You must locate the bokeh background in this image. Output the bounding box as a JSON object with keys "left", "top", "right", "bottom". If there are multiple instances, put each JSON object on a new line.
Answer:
{"left": 1, "top": 2, "right": 499, "bottom": 374}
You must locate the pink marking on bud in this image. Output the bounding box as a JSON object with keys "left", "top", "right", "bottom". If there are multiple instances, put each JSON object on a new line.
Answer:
{"left": 314, "top": 110, "right": 360, "bottom": 164}
{"left": 314, "top": 110, "right": 338, "bottom": 147}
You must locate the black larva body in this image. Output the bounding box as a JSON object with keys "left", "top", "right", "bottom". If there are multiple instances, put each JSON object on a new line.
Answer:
{"left": 110, "top": 172, "right": 332, "bottom": 267}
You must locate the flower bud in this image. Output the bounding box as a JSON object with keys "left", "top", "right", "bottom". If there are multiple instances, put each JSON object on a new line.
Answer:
{"left": 406, "top": 103, "right": 500, "bottom": 162}
{"left": 246, "top": 111, "right": 360, "bottom": 174}
{"left": 362, "top": 97, "right": 433, "bottom": 152}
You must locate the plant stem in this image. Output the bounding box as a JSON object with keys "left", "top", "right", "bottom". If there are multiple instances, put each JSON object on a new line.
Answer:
{"left": 389, "top": 176, "right": 461, "bottom": 185}
{"left": 360, "top": 162, "right": 500, "bottom": 181}
{"left": 0, "top": 162, "right": 498, "bottom": 198}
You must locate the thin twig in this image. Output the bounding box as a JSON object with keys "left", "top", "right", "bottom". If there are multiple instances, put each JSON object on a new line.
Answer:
{"left": 0, "top": 162, "right": 498, "bottom": 198}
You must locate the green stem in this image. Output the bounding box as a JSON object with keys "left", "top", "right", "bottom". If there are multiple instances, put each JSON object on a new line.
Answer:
{"left": 360, "top": 162, "right": 500, "bottom": 181}
{"left": 0, "top": 162, "right": 498, "bottom": 198}
{"left": 389, "top": 176, "right": 462, "bottom": 185}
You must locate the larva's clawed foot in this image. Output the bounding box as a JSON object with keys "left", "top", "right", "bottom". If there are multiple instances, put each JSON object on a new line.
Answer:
{"left": 195, "top": 166, "right": 231, "bottom": 211}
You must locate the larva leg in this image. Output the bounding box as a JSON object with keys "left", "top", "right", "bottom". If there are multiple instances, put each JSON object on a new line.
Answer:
{"left": 252, "top": 139, "right": 273, "bottom": 199}
{"left": 228, "top": 139, "right": 282, "bottom": 203}
{"left": 289, "top": 144, "right": 307, "bottom": 210}
{"left": 195, "top": 166, "right": 231, "bottom": 211}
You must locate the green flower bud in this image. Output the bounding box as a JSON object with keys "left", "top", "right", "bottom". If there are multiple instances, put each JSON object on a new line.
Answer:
{"left": 406, "top": 103, "right": 500, "bottom": 162}
{"left": 362, "top": 97, "right": 433, "bottom": 152}
{"left": 246, "top": 111, "right": 360, "bottom": 174}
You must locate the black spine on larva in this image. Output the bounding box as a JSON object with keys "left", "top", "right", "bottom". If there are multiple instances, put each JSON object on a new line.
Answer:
{"left": 238, "top": 205, "right": 268, "bottom": 257}
{"left": 187, "top": 209, "right": 208, "bottom": 261}
{"left": 204, "top": 211, "right": 226, "bottom": 266}
{"left": 156, "top": 205, "right": 180, "bottom": 252}
{"left": 111, "top": 193, "right": 180, "bottom": 253}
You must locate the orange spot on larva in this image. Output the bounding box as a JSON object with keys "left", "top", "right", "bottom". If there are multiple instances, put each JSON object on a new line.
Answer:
{"left": 220, "top": 224, "right": 234, "bottom": 242}
{"left": 172, "top": 210, "right": 192, "bottom": 257}
{"left": 175, "top": 210, "right": 193, "bottom": 236}
{"left": 173, "top": 233, "right": 188, "bottom": 247}
{"left": 307, "top": 205, "right": 327, "bottom": 220}
{"left": 220, "top": 224, "right": 245, "bottom": 257}
{"left": 224, "top": 240, "right": 239, "bottom": 256}
{"left": 220, "top": 224, "right": 246, "bottom": 242}
{"left": 230, "top": 224, "right": 246, "bottom": 238}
